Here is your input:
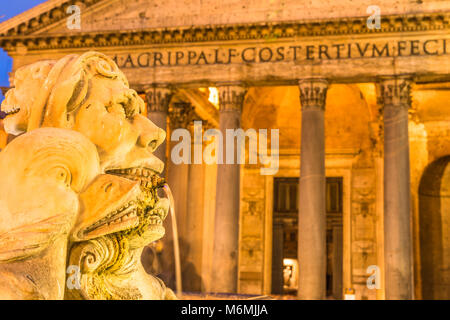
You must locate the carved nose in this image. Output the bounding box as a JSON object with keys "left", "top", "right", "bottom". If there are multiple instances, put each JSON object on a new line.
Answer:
{"left": 134, "top": 114, "right": 166, "bottom": 151}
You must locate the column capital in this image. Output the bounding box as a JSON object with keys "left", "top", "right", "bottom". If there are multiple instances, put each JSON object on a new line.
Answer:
{"left": 298, "top": 79, "right": 329, "bottom": 110}
{"left": 217, "top": 85, "right": 247, "bottom": 113}
{"left": 377, "top": 76, "right": 412, "bottom": 107}
{"left": 145, "top": 86, "right": 173, "bottom": 113}
{"left": 168, "top": 101, "right": 195, "bottom": 129}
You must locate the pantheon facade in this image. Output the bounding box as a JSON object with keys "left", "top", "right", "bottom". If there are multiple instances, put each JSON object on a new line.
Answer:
{"left": 1, "top": 0, "right": 449, "bottom": 300}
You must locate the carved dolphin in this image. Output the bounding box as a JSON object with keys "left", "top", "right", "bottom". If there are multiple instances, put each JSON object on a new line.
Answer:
{"left": 0, "top": 127, "right": 152, "bottom": 300}
{"left": 0, "top": 128, "right": 99, "bottom": 299}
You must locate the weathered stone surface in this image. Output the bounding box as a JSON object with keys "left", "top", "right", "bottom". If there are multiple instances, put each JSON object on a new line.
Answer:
{"left": 297, "top": 79, "right": 328, "bottom": 300}
{"left": 0, "top": 0, "right": 450, "bottom": 301}
{"left": 0, "top": 128, "right": 100, "bottom": 299}
{"left": 3, "top": 0, "right": 448, "bottom": 35}
{"left": 0, "top": 51, "right": 174, "bottom": 300}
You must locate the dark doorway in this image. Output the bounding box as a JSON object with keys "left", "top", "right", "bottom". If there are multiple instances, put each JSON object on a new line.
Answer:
{"left": 271, "top": 177, "right": 343, "bottom": 298}
{"left": 418, "top": 156, "right": 450, "bottom": 300}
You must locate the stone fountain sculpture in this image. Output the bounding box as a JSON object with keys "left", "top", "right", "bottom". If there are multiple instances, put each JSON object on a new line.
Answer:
{"left": 0, "top": 52, "right": 176, "bottom": 300}
{"left": 0, "top": 128, "right": 100, "bottom": 299}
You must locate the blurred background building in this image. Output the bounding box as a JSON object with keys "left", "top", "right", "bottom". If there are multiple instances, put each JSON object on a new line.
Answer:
{"left": 0, "top": 0, "right": 449, "bottom": 300}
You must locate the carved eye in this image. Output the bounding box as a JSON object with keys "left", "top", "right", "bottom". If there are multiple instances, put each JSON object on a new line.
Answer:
{"left": 104, "top": 182, "right": 114, "bottom": 193}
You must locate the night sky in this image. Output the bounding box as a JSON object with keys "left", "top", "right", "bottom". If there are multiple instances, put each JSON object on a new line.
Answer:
{"left": 0, "top": 0, "right": 48, "bottom": 102}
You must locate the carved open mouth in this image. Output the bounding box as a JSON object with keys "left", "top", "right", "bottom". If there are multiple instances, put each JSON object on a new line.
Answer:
{"left": 82, "top": 199, "right": 140, "bottom": 239}
{"left": 76, "top": 168, "right": 167, "bottom": 242}
{"left": 1, "top": 106, "right": 20, "bottom": 117}
{"left": 105, "top": 167, "right": 168, "bottom": 230}
{"left": 106, "top": 167, "right": 165, "bottom": 189}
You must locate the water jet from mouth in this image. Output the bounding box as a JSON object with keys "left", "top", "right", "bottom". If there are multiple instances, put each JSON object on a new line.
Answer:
{"left": 162, "top": 183, "right": 182, "bottom": 296}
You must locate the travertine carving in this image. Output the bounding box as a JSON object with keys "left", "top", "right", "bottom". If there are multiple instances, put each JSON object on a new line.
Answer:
{"left": 3, "top": 51, "right": 165, "bottom": 172}
{"left": 1, "top": 60, "right": 54, "bottom": 135}
{"left": 0, "top": 128, "right": 100, "bottom": 299}
{"left": 0, "top": 51, "right": 174, "bottom": 300}
{"left": 65, "top": 172, "right": 175, "bottom": 300}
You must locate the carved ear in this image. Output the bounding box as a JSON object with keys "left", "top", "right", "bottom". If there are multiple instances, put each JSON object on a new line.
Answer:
{"left": 47, "top": 164, "right": 72, "bottom": 188}
{"left": 42, "top": 70, "right": 88, "bottom": 129}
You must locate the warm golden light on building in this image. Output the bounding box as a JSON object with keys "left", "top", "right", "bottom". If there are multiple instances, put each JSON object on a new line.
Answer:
{"left": 207, "top": 87, "right": 219, "bottom": 109}
{"left": 0, "top": 0, "right": 449, "bottom": 302}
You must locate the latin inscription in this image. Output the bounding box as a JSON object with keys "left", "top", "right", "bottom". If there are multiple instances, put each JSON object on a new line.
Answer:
{"left": 112, "top": 38, "right": 449, "bottom": 68}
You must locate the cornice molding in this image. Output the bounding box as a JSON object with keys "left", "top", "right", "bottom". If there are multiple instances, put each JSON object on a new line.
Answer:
{"left": 0, "top": 0, "right": 104, "bottom": 37}
{"left": 0, "top": 12, "right": 449, "bottom": 52}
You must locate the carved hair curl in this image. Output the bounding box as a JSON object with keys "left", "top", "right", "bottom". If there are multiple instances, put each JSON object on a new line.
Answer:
{"left": 27, "top": 51, "right": 129, "bottom": 131}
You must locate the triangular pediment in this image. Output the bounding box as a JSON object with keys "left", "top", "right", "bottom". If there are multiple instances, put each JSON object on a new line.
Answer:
{"left": 2, "top": 0, "right": 449, "bottom": 37}
{"left": 0, "top": 0, "right": 107, "bottom": 36}
{"left": 41, "top": 0, "right": 164, "bottom": 35}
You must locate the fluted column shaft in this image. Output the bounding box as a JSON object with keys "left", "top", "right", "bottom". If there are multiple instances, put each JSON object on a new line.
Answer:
{"left": 379, "top": 76, "right": 413, "bottom": 300}
{"left": 211, "top": 85, "right": 246, "bottom": 293}
{"left": 297, "top": 79, "right": 328, "bottom": 300}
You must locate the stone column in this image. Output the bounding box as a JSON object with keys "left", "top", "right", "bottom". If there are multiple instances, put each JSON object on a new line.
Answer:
{"left": 145, "top": 86, "right": 172, "bottom": 175}
{"left": 201, "top": 135, "right": 219, "bottom": 293}
{"left": 211, "top": 85, "right": 247, "bottom": 293}
{"left": 159, "top": 102, "right": 194, "bottom": 290}
{"left": 378, "top": 76, "right": 413, "bottom": 300}
{"left": 297, "top": 79, "right": 328, "bottom": 300}
{"left": 167, "top": 102, "right": 195, "bottom": 240}
{"left": 184, "top": 120, "right": 207, "bottom": 292}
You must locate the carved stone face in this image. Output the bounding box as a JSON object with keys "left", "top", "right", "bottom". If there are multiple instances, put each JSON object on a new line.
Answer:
{"left": 3, "top": 52, "right": 169, "bottom": 242}
{"left": 1, "top": 53, "right": 172, "bottom": 300}
{"left": 71, "top": 174, "right": 142, "bottom": 242}
{"left": 1, "top": 61, "right": 54, "bottom": 135}
{"left": 0, "top": 127, "right": 168, "bottom": 299}
{"left": 16, "top": 52, "right": 167, "bottom": 175}
{"left": 2, "top": 52, "right": 165, "bottom": 175}
{"left": 69, "top": 73, "right": 165, "bottom": 174}
{"left": 71, "top": 173, "right": 169, "bottom": 245}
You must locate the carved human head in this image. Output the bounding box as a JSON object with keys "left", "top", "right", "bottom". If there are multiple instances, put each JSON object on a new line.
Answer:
{"left": 1, "top": 60, "right": 55, "bottom": 135}
{"left": 2, "top": 52, "right": 166, "bottom": 175}
{"left": 0, "top": 51, "right": 170, "bottom": 263}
